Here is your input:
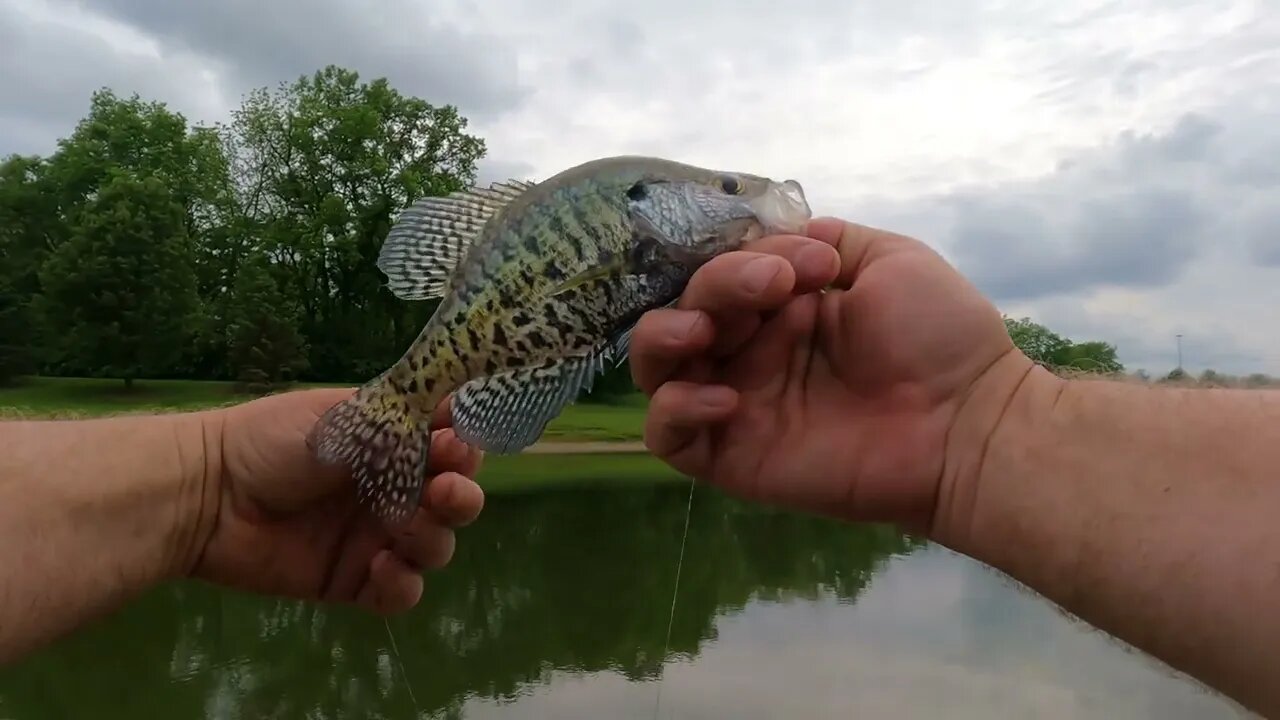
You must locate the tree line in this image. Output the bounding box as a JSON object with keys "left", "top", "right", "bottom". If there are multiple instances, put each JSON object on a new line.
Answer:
{"left": 0, "top": 64, "right": 1156, "bottom": 396}
{"left": 0, "top": 65, "right": 491, "bottom": 391}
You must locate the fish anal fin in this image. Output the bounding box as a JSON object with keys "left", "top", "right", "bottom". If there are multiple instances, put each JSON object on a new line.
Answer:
{"left": 450, "top": 350, "right": 610, "bottom": 454}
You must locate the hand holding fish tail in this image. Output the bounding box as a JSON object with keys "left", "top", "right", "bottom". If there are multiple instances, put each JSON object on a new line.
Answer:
{"left": 193, "top": 388, "right": 485, "bottom": 616}
{"left": 0, "top": 387, "right": 484, "bottom": 663}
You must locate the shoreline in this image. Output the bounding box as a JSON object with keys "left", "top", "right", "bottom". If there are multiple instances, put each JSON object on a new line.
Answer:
{"left": 525, "top": 440, "right": 647, "bottom": 454}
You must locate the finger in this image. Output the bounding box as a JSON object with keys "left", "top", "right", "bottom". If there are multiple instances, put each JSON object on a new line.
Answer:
{"left": 643, "top": 381, "right": 738, "bottom": 477}
{"left": 430, "top": 394, "right": 454, "bottom": 429}
{"left": 424, "top": 471, "right": 485, "bottom": 528}
{"left": 723, "top": 291, "right": 823, "bottom": 398}
{"left": 804, "top": 217, "right": 925, "bottom": 289}
{"left": 629, "top": 238, "right": 839, "bottom": 392}
{"left": 628, "top": 241, "right": 838, "bottom": 395}
{"left": 356, "top": 549, "right": 424, "bottom": 616}
{"left": 674, "top": 248, "right": 827, "bottom": 359}
{"left": 391, "top": 510, "right": 458, "bottom": 571}
{"left": 739, "top": 233, "right": 842, "bottom": 293}
{"left": 428, "top": 427, "right": 483, "bottom": 478}
{"left": 629, "top": 308, "right": 715, "bottom": 395}
{"left": 676, "top": 251, "right": 798, "bottom": 314}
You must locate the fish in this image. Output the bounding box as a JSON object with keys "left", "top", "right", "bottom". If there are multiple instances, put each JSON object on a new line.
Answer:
{"left": 306, "top": 155, "right": 813, "bottom": 526}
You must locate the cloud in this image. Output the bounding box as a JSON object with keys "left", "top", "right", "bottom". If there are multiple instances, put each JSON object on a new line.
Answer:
{"left": 910, "top": 113, "right": 1259, "bottom": 302}
{"left": 0, "top": 0, "right": 228, "bottom": 156}
{"left": 65, "top": 0, "right": 528, "bottom": 121}
{"left": 842, "top": 105, "right": 1280, "bottom": 375}
{"left": 2, "top": 0, "right": 1278, "bottom": 375}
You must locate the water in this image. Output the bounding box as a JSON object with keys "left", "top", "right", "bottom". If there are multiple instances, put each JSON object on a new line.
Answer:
{"left": 0, "top": 476, "right": 1250, "bottom": 718}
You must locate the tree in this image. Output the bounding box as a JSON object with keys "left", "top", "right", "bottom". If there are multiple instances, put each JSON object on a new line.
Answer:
{"left": 1003, "top": 316, "right": 1071, "bottom": 366}
{"left": 224, "top": 251, "right": 308, "bottom": 391}
{"left": 0, "top": 154, "right": 57, "bottom": 383}
{"left": 37, "top": 171, "right": 201, "bottom": 388}
{"left": 0, "top": 272, "right": 30, "bottom": 385}
{"left": 1003, "top": 316, "right": 1124, "bottom": 375}
{"left": 1053, "top": 340, "right": 1124, "bottom": 374}
{"left": 221, "top": 65, "right": 487, "bottom": 381}
{"left": 27, "top": 90, "right": 235, "bottom": 380}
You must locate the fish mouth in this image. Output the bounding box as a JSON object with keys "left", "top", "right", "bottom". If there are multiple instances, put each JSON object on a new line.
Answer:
{"left": 750, "top": 179, "right": 811, "bottom": 234}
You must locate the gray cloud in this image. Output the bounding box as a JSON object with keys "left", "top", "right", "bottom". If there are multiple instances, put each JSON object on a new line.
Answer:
{"left": 1245, "top": 203, "right": 1280, "bottom": 266}
{"left": 884, "top": 111, "right": 1280, "bottom": 303}
{"left": 474, "top": 157, "right": 537, "bottom": 186}
{"left": 66, "top": 0, "right": 528, "bottom": 120}
{"left": 946, "top": 186, "right": 1206, "bottom": 301}
{"left": 2, "top": 0, "right": 1277, "bottom": 377}
{"left": 0, "top": 1, "right": 228, "bottom": 156}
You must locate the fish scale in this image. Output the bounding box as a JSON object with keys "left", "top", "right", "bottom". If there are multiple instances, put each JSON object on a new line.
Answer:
{"left": 307, "top": 155, "right": 812, "bottom": 526}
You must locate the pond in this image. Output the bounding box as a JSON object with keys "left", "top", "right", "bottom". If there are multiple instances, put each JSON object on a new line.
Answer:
{"left": 0, "top": 466, "right": 1251, "bottom": 718}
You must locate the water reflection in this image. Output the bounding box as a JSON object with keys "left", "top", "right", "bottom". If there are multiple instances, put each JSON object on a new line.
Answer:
{"left": 0, "top": 479, "right": 1250, "bottom": 718}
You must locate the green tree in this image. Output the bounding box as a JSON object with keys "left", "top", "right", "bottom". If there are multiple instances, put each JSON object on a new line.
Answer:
{"left": 222, "top": 65, "right": 487, "bottom": 381}
{"left": 1053, "top": 340, "right": 1124, "bottom": 373}
{"left": 36, "top": 171, "right": 201, "bottom": 389}
{"left": 28, "top": 89, "right": 234, "bottom": 379}
{"left": 1199, "top": 368, "right": 1225, "bottom": 385}
{"left": 1003, "top": 316, "right": 1124, "bottom": 375}
{"left": 0, "top": 154, "right": 57, "bottom": 383}
{"left": 224, "top": 251, "right": 308, "bottom": 391}
{"left": 0, "top": 272, "right": 30, "bottom": 385}
{"left": 1003, "top": 316, "right": 1071, "bottom": 365}
{"left": 42, "top": 89, "right": 231, "bottom": 242}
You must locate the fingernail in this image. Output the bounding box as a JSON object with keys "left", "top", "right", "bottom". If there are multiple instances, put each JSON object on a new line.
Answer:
{"left": 742, "top": 257, "right": 782, "bottom": 293}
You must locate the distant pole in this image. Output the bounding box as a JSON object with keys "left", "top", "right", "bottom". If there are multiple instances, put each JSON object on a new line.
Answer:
{"left": 1176, "top": 334, "right": 1183, "bottom": 370}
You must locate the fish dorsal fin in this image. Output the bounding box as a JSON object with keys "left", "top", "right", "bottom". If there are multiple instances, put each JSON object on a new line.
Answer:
{"left": 450, "top": 326, "right": 635, "bottom": 454}
{"left": 377, "top": 179, "right": 537, "bottom": 301}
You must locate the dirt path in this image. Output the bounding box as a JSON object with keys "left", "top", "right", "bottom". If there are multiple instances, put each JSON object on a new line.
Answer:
{"left": 524, "top": 440, "right": 648, "bottom": 454}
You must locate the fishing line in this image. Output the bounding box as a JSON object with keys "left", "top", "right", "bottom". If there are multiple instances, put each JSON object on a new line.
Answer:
{"left": 653, "top": 476, "right": 697, "bottom": 719}
{"left": 385, "top": 616, "right": 420, "bottom": 715}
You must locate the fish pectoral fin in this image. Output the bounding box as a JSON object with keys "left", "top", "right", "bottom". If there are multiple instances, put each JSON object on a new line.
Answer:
{"left": 547, "top": 257, "right": 629, "bottom": 297}
{"left": 377, "top": 178, "right": 536, "bottom": 301}
{"left": 451, "top": 351, "right": 609, "bottom": 454}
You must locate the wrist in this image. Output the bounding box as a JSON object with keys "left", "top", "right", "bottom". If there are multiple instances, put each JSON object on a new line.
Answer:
{"left": 164, "top": 410, "right": 223, "bottom": 581}
{"left": 931, "top": 349, "right": 1063, "bottom": 551}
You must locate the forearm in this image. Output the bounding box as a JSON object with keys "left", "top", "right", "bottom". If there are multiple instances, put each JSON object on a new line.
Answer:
{"left": 938, "top": 357, "right": 1280, "bottom": 716}
{"left": 0, "top": 412, "right": 217, "bottom": 663}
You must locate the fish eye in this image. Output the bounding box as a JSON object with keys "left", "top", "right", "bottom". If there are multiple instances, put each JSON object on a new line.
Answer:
{"left": 717, "top": 175, "right": 743, "bottom": 195}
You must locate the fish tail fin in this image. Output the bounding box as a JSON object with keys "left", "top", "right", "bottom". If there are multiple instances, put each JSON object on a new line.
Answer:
{"left": 307, "top": 372, "right": 432, "bottom": 527}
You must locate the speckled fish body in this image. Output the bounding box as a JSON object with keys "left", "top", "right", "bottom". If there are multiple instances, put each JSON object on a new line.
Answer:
{"left": 307, "top": 155, "right": 812, "bottom": 525}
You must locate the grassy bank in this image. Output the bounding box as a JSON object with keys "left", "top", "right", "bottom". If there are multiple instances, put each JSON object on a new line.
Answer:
{"left": 0, "top": 376, "right": 648, "bottom": 443}
{"left": 1, "top": 376, "right": 680, "bottom": 494}
{"left": 477, "top": 452, "right": 685, "bottom": 493}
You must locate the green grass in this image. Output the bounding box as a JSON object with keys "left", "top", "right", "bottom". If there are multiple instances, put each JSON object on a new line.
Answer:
{"left": 477, "top": 452, "right": 686, "bottom": 493}
{"left": 0, "top": 376, "right": 648, "bottom": 443}
{"left": 0, "top": 376, "right": 677, "bottom": 495}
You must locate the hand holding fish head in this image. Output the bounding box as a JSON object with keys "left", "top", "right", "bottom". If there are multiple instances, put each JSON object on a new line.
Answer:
{"left": 626, "top": 170, "right": 812, "bottom": 267}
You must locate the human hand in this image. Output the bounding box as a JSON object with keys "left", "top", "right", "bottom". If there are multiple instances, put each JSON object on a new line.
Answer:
{"left": 630, "top": 217, "right": 1029, "bottom": 533}
{"left": 189, "top": 389, "right": 484, "bottom": 614}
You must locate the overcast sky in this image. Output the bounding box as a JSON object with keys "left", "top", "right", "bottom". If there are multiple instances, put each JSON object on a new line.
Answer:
{"left": 4, "top": 0, "right": 1279, "bottom": 375}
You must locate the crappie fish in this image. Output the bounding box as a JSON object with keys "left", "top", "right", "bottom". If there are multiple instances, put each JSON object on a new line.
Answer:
{"left": 307, "top": 155, "right": 812, "bottom": 525}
